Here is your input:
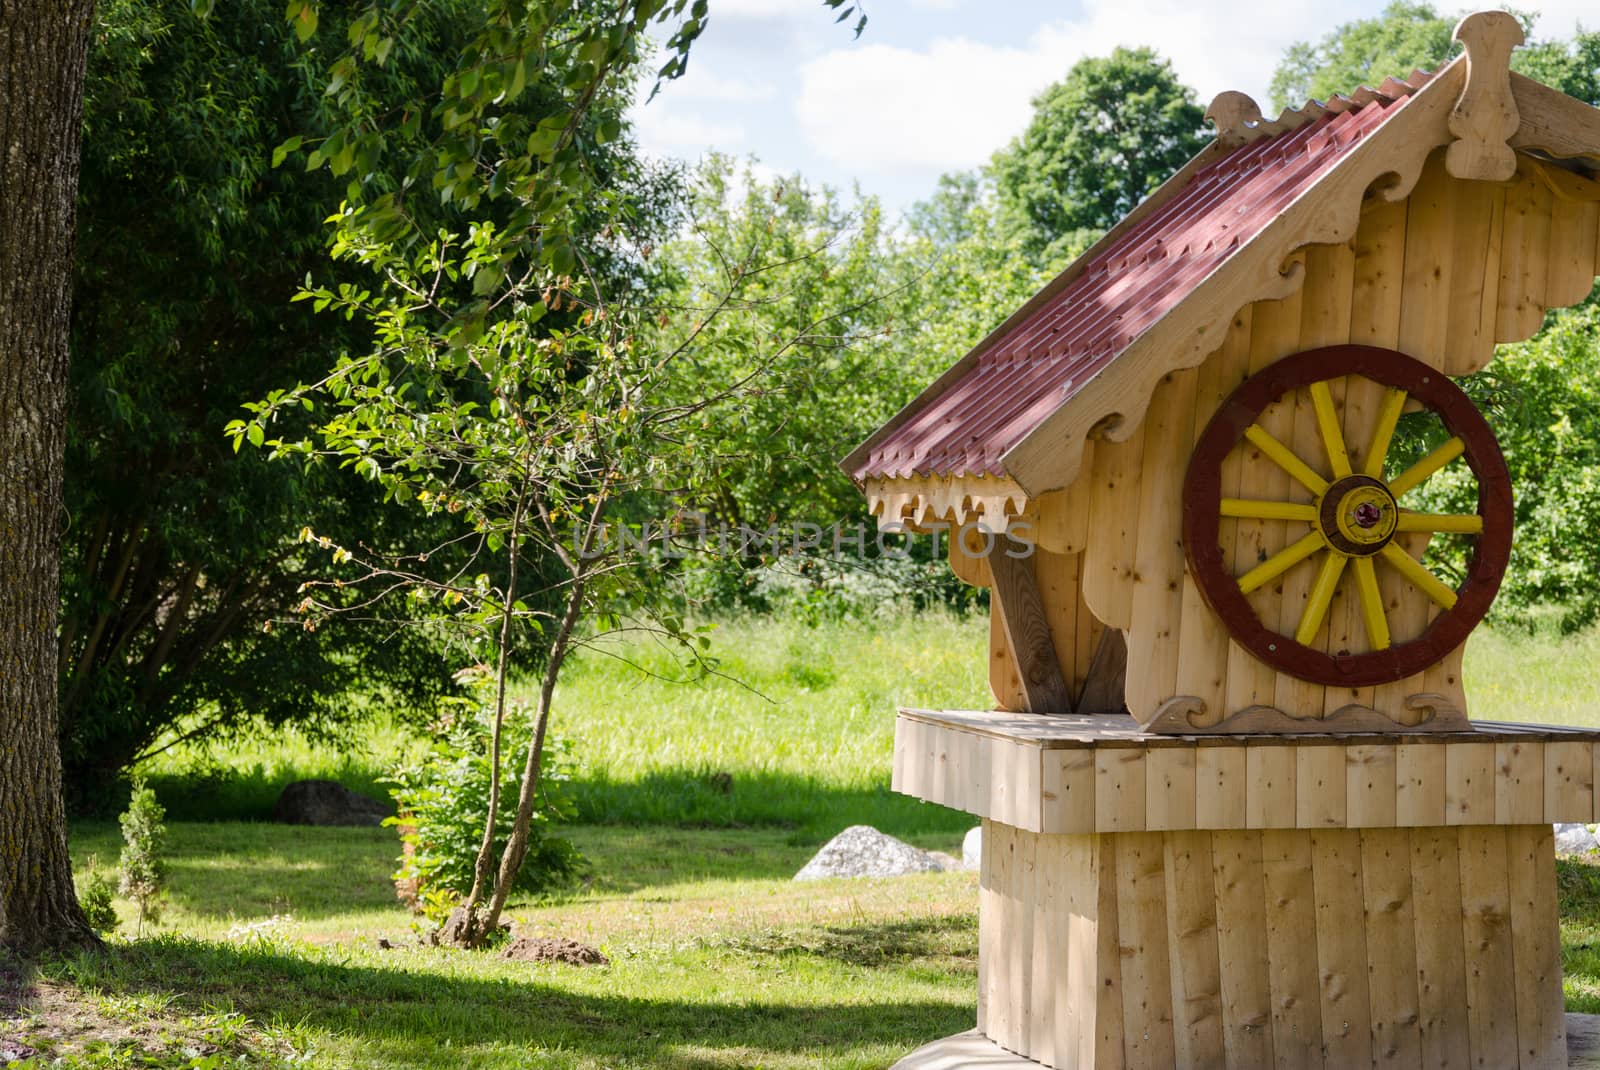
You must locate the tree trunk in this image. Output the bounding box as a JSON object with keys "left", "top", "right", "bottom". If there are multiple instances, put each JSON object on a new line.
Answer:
{"left": 0, "top": 0, "right": 99, "bottom": 953}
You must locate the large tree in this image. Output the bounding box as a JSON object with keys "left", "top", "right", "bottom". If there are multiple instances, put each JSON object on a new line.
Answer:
{"left": 0, "top": 0, "right": 101, "bottom": 950}
{"left": 989, "top": 46, "right": 1206, "bottom": 263}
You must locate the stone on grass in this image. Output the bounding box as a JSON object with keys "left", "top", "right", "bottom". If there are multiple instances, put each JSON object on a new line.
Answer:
{"left": 962, "top": 826, "right": 982, "bottom": 871}
{"left": 1556, "top": 822, "right": 1600, "bottom": 854}
{"left": 794, "top": 825, "right": 944, "bottom": 880}
{"left": 272, "top": 780, "right": 392, "bottom": 827}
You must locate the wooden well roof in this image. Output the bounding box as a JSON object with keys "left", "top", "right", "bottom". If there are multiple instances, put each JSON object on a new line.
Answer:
{"left": 845, "top": 27, "right": 1600, "bottom": 497}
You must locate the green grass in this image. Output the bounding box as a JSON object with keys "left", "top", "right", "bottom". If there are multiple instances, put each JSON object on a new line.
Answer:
{"left": 144, "top": 613, "right": 991, "bottom": 837}
{"left": 11, "top": 822, "right": 976, "bottom": 1069}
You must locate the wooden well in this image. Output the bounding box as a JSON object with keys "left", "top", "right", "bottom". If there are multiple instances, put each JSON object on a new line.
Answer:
{"left": 847, "top": 12, "right": 1600, "bottom": 1068}
{"left": 892, "top": 710, "right": 1600, "bottom": 1068}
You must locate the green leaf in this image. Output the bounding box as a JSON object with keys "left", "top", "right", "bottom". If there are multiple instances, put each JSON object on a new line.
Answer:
{"left": 247, "top": 423, "right": 265, "bottom": 448}
{"left": 271, "top": 135, "right": 303, "bottom": 168}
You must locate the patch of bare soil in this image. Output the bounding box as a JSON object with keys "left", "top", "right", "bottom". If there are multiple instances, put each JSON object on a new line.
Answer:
{"left": 500, "top": 936, "right": 607, "bottom": 965}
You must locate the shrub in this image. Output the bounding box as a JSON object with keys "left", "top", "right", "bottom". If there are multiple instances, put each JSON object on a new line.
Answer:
{"left": 77, "top": 853, "right": 119, "bottom": 935}
{"left": 387, "top": 695, "right": 579, "bottom": 922}
{"left": 118, "top": 776, "right": 166, "bottom": 934}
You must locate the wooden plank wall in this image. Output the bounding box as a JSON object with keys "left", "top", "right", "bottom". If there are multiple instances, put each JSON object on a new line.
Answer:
{"left": 1053, "top": 148, "right": 1600, "bottom": 728}
{"left": 979, "top": 822, "right": 1566, "bottom": 1069}
{"left": 893, "top": 715, "right": 1600, "bottom": 833}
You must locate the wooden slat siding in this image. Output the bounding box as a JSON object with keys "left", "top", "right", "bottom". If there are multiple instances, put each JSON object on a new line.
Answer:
{"left": 1311, "top": 829, "right": 1374, "bottom": 1067}
{"left": 971, "top": 731, "right": 995, "bottom": 823}
{"left": 1496, "top": 739, "right": 1546, "bottom": 825}
{"left": 1176, "top": 313, "right": 1251, "bottom": 728}
{"left": 990, "top": 608, "right": 1026, "bottom": 712}
{"left": 1410, "top": 827, "right": 1471, "bottom": 1068}
{"left": 1041, "top": 748, "right": 1095, "bottom": 834}
{"left": 1164, "top": 831, "right": 1226, "bottom": 1069}
{"left": 1388, "top": 155, "right": 1455, "bottom": 716}
{"left": 1127, "top": 367, "right": 1200, "bottom": 723}
{"left": 1029, "top": 834, "right": 1059, "bottom": 1067}
{"left": 1296, "top": 743, "right": 1348, "bottom": 828}
{"left": 1116, "top": 834, "right": 1177, "bottom": 1068}
{"left": 1145, "top": 747, "right": 1197, "bottom": 832}
{"left": 1545, "top": 740, "right": 1595, "bottom": 824}
{"left": 1212, "top": 830, "right": 1276, "bottom": 1067}
{"left": 1459, "top": 826, "right": 1520, "bottom": 1070}
{"left": 1034, "top": 547, "right": 1083, "bottom": 711}
{"left": 1229, "top": 290, "right": 1302, "bottom": 719}
{"left": 1347, "top": 743, "right": 1399, "bottom": 828}
{"left": 986, "top": 820, "right": 1013, "bottom": 1048}
{"left": 1003, "top": 736, "right": 1045, "bottom": 833}
{"left": 1509, "top": 824, "right": 1567, "bottom": 1069}
{"left": 1498, "top": 166, "right": 1554, "bottom": 344}
{"left": 1093, "top": 837, "right": 1127, "bottom": 1070}
{"left": 1095, "top": 747, "right": 1146, "bottom": 833}
{"left": 890, "top": 715, "right": 911, "bottom": 798}
{"left": 989, "top": 539, "right": 1073, "bottom": 716}
{"left": 1442, "top": 164, "right": 1504, "bottom": 379}
{"left": 1261, "top": 829, "right": 1325, "bottom": 1069}
{"left": 1246, "top": 745, "right": 1296, "bottom": 829}
{"left": 1080, "top": 430, "right": 1145, "bottom": 633}
{"left": 1360, "top": 829, "right": 1424, "bottom": 1068}
{"left": 1545, "top": 186, "right": 1594, "bottom": 309}
{"left": 1011, "top": 826, "right": 1037, "bottom": 1058}
{"left": 1197, "top": 745, "right": 1248, "bottom": 830}
{"left": 977, "top": 817, "right": 994, "bottom": 1035}
{"left": 1397, "top": 743, "right": 1447, "bottom": 826}
{"left": 1062, "top": 833, "right": 1099, "bottom": 1069}
{"left": 1447, "top": 742, "right": 1496, "bottom": 825}
{"left": 1422, "top": 647, "right": 1469, "bottom": 732}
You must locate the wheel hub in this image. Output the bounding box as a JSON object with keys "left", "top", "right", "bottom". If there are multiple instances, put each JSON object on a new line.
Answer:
{"left": 1320, "top": 475, "right": 1398, "bottom": 557}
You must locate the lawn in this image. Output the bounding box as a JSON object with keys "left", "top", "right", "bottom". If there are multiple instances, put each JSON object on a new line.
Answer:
{"left": 7, "top": 612, "right": 1600, "bottom": 1068}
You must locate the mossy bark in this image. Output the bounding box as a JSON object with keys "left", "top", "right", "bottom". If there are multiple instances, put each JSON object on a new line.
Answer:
{"left": 0, "top": 0, "right": 100, "bottom": 953}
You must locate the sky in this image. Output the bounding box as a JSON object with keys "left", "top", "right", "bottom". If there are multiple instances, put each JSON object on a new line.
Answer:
{"left": 627, "top": 0, "right": 1595, "bottom": 216}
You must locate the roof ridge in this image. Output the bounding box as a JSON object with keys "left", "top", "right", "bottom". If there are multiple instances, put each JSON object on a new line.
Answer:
{"left": 1205, "top": 68, "right": 1438, "bottom": 148}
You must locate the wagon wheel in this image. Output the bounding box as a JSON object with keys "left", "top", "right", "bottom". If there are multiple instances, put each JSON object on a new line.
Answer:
{"left": 1183, "top": 345, "right": 1513, "bottom": 687}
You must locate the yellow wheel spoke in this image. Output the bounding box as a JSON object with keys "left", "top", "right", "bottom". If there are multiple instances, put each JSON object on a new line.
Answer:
{"left": 1220, "top": 498, "right": 1318, "bottom": 522}
{"left": 1244, "top": 424, "right": 1330, "bottom": 496}
{"left": 1238, "top": 530, "right": 1326, "bottom": 595}
{"left": 1363, "top": 387, "right": 1408, "bottom": 478}
{"left": 1380, "top": 542, "right": 1458, "bottom": 610}
{"left": 1388, "top": 436, "right": 1465, "bottom": 498}
{"left": 1295, "top": 551, "right": 1348, "bottom": 646}
{"left": 1395, "top": 512, "right": 1483, "bottom": 534}
{"left": 1309, "top": 380, "right": 1353, "bottom": 478}
{"left": 1352, "top": 556, "right": 1390, "bottom": 650}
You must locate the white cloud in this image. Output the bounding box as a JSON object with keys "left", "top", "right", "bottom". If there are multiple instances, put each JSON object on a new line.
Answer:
{"left": 1524, "top": 0, "right": 1598, "bottom": 37}
{"left": 656, "top": 66, "right": 777, "bottom": 103}
{"left": 794, "top": 0, "right": 1361, "bottom": 178}
{"left": 636, "top": 111, "right": 749, "bottom": 155}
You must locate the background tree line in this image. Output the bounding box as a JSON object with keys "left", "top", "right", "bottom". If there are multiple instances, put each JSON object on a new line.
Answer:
{"left": 60, "top": 0, "right": 1600, "bottom": 815}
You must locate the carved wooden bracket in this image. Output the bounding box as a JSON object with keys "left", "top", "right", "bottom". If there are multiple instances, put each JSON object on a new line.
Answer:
{"left": 1447, "top": 10, "right": 1525, "bottom": 181}
{"left": 987, "top": 538, "right": 1072, "bottom": 714}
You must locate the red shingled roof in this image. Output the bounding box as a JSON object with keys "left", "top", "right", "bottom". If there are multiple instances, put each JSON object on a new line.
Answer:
{"left": 851, "top": 87, "right": 1427, "bottom": 483}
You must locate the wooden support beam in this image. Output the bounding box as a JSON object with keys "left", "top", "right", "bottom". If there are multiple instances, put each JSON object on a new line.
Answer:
{"left": 1077, "top": 627, "right": 1127, "bottom": 714}
{"left": 988, "top": 537, "right": 1073, "bottom": 714}
{"left": 1512, "top": 72, "right": 1600, "bottom": 161}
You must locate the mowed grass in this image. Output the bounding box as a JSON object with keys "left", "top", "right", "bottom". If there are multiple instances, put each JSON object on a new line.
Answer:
{"left": 25, "top": 822, "right": 976, "bottom": 1070}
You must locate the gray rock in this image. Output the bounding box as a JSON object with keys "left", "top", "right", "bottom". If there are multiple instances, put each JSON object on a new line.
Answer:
{"left": 927, "top": 850, "right": 964, "bottom": 872}
{"left": 273, "top": 779, "right": 392, "bottom": 827}
{"left": 962, "top": 826, "right": 982, "bottom": 871}
{"left": 794, "top": 825, "right": 943, "bottom": 880}
{"left": 1556, "top": 822, "right": 1599, "bottom": 854}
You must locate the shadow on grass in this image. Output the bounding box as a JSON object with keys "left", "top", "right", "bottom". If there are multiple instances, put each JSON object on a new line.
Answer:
{"left": 43, "top": 931, "right": 972, "bottom": 1068}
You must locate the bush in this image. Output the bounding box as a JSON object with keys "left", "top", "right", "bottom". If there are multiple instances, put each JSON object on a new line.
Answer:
{"left": 387, "top": 696, "right": 579, "bottom": 922}
{"left": 77, "top": 853, "right": 119, "bottom": 935}
{"left": 118, "top": 776, "right": 166, "bottom": 934}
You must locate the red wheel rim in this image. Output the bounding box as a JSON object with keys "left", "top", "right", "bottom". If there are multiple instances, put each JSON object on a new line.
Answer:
{"left": 1183, "top": 345, "right": 1512, "bottom": 687}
